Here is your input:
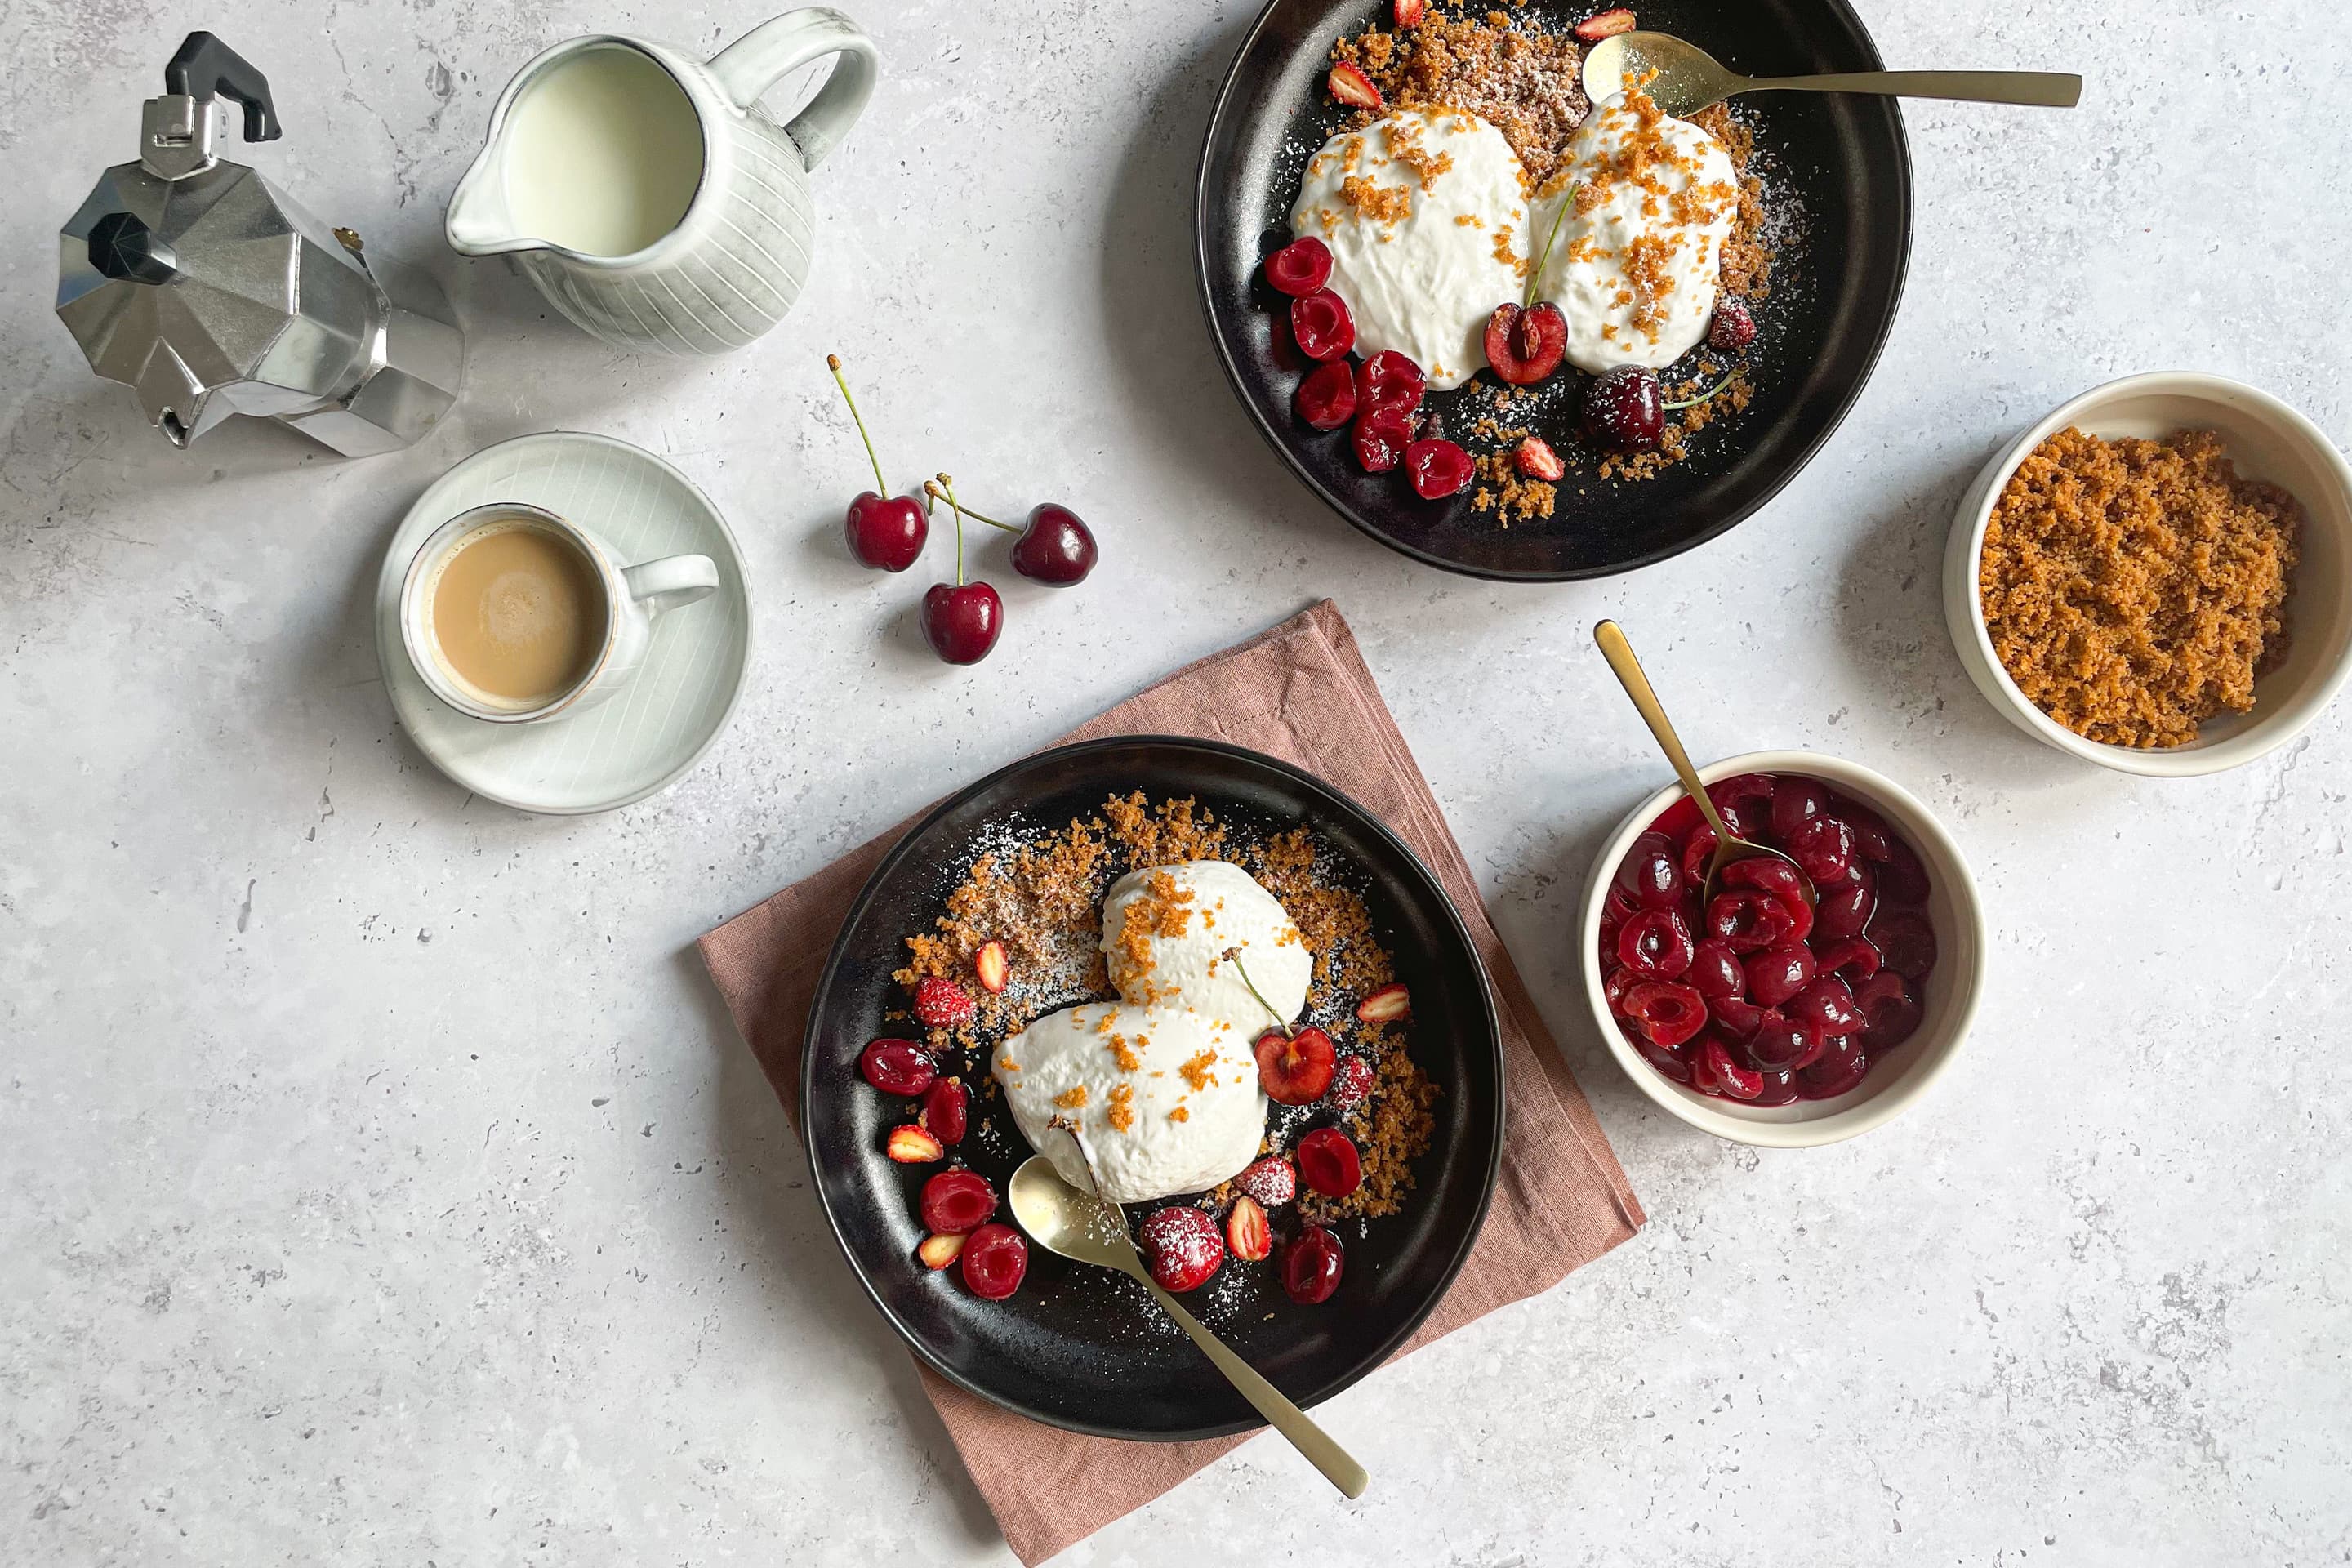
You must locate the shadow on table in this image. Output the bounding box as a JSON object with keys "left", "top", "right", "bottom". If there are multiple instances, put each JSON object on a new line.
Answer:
{"left": 676, "top": 946, "right": 1002, "bottom": 1552}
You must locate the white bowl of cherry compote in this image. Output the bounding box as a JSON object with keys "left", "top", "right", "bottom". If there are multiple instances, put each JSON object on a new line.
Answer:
{"left": 1581, "top": 752, "right": 1987, "bottom": 1147}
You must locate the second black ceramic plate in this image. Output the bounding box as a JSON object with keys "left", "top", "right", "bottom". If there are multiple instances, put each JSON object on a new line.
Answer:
{"left": 801, "top": 737, "right": 1503, "bottom": 1440}
{"left": 1196, "top": 0, "right": 1913, "bottom": 580}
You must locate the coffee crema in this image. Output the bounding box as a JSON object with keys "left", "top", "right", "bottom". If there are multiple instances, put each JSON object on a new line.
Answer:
{"left": 428, "top": 520, "right": 607, "bottom": 706}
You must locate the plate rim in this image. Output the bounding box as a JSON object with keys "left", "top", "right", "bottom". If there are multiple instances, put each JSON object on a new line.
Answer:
{"left": 372, "top": 429, "right": 754, "bottom": 816}
{"left": 798, "top": 733, "right": 1508, "bottom": 1440}
{"left": 1191, "top": 0, "right": 1916, "bottom": 582}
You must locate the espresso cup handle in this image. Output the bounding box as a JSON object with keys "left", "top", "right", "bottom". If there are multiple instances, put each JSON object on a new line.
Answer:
{"left": 706, "top": 8, "right": 879, "bottom": 171}
{"left": 621, "top": 553, "right": 719, "bottom": 617}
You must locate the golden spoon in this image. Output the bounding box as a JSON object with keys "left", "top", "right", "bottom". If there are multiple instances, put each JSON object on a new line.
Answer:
{"left": 1592, "top": 619, "right": 1814, "bottom": 912}
{"left": 1006, "top": 1152, "right": 1368, "bottom": 1498}
{"left": 1582, "top": 30, "right": 2082, "bottom": 119}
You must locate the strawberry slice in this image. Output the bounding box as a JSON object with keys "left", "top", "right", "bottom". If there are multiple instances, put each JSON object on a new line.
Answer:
{"left": 916, "top": 1232, "right": 967, "bottom": 1270}
{"left": 1326, "top": 60, "right": 1385, "bottom": 112}
{"left": 1226, "top": 1195, "right": 1272, "bottom": 1262}
{"left": 973, "top": 940, "right": 1009, "bottom": 995}
{"left": 1356, "top": 982, "right": 1410, "bottom": 1023}
{"left": 1392, "top": 0, "right": 1427, "bottom": 25}
{"left": 1574, "top": 8, "right": 1637, "bottom": 42}
{"left": 885, "top": 1124, "right": 945, "bottom": 1163}
{"left": 1514, "top": 436, "right": 1566, "bottom": 481}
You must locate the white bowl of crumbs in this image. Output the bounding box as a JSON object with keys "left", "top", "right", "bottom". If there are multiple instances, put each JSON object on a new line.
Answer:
{"left": 1943, "top": 372, "right": 2352, "bottom": 777}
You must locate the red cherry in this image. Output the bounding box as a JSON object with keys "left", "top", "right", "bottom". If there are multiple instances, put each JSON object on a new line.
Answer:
{"left": 1813, "top": 936, "right": 1882, "bottom": 982}
{"left": 1623, "top": 981, "right": 1707, "bottom": 1047}
{"left": 1637, "top": 1040, "right": 1696, "bottom": 1085}
{"left": 1009, "top": 503, "right": 1098, "bottom": 586}
{"left": 1696, "top": 1036, "right": 1764, "bottom": 1100}
{"left": 920, "top": 1168, "right": 998, "bottom": 1235}
{"left": 920, "top": 1076, "right": 969, "bottom": 1144}
{"left": 1851, "top": 970, "right": 1922, "bottom": 1046}
{"left": 1686, "top": 938, "right": 1744, "bottom": 1000}
{"left": 1706, "top": 889, "right": 1796, "bottom": 954}
{"left": 1784, "top": 815, "right": 1856, "bottom": 885}
{"left": 859, "top": 1038, "right": 935, "bottom": 1096}
{"left": 1876, "top": 837, "right": 1934, "bottom": 904}
{"left": 1871, "top": 911, "right": 1938, "bottom": 979}
{"left": 1814, "top": 875, "right": 1877, "bottom": 942}
{"left": 1614, "top": 831, "right": 1682, "bottom": 909}
{"left": 1616, "top": 907, "right": 1695, "bottom": 978}
{"left": 1294, "top": 1128, "right": 1363, "bottom": 1196}
{"left": 1351, "top": 404, "right": 1412, "bottom": 472}
{"left": 1750, "top": 1066, "right": 1802, "bottom": 1107}
{"left": 1712, "top": 994, "right": 1765, "bottom": 1039}
{"left": 1254, "top": 1025, "right": 1336, "bottom": 1105}
{"left": 1797, "top": 1037, "right": 1870, "bottom": 1099}
{"left": 959, "top": 1222, "right": 1028, "bottom": 1298}
{"left": 1265, "top": 235, "right": 1334, "bottom": 296}
{"left": 1355, "top": 350, "right": 1427, "bottom": 416}
{"left": 1281, "top": 1224, "right": 1345, "bottom": 1304}
{"left": 1140, "top": 1205, "right": 1225, "bottom": 1292}
{"left": 920, "top": 581, "right": 1004, "bottom": 665}
{"left": 1290, "top": 288, "right": 1356, "bottom": 360}
{"left": 1744, "top": 1009, "right": 1815, "bottom": 1071}
{"left": 1788, "top": 975, "right": 1862, "bottom": 1040}
{"left": 844, "top": 492, "right": 927, "bottom": 572}
{"left": 1405, "top": 438, "right": 1474, "bottom": 499}
{"left": 1746, "top": 945, "right": 1815, "bottom": 1009}
{"left": 1482, "top": 302, "right": 1567, "bottom": 384}
{"left": 1584, "top": 366, "right": 1664, "bottom": 449}
{"left": 1294, "top": 359, "right": 1359, "bottom": 430}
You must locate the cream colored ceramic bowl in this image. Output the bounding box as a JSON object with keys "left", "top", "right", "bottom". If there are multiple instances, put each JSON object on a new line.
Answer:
{"left": 1944, "top": 372, "right": 2352, "bottom": 776}
{"left": 1580, "top": 752, "right": 1986, "bottom": 1147}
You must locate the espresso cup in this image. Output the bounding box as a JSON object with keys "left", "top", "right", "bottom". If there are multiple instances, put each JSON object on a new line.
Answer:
{"left": 400, "top": 502, "right": 718, "bottom": 724}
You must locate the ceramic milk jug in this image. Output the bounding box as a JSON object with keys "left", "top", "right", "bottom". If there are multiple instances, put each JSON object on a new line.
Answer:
{"left": 57, "top": 33, "right": 464, "bottom": 456}
{"left": 445, "top": 8, "right": 877, "bottom": 356}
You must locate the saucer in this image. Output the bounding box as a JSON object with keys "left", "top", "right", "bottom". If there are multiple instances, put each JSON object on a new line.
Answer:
{"left": 374, "top": 431, "right": 752, "bottom": 814}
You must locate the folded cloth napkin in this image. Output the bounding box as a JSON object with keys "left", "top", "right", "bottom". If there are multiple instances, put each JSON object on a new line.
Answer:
{"left": 698, "top": 599, "right": 1643, "bottom": 1565}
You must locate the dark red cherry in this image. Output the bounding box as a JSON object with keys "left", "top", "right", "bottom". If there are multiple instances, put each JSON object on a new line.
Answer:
{"left": 1706, "top": 889, "right": 1797, "bottom": 954}
{"left": 1851, "top": 970, "right": 1922, "bottom": 1046}
{"left": 1712, "top": 995, "right": 1764, "bottom": 1039}
{"left": 1265, "top": 235, "right": 1334, "bottom": 296}
{"left": 1290, "top": 289, "right": 1356, "bottom": 360}
{"left": 1814, "top": 875, "right": 1877, "bottom": 942}
{"left": 1356, "top": 350, "right": 1427, "bottom": 416}
{"left": 845, "top": 492, "right": 927, "bottom": 572}
{"left": 1784, "top": 815, "right": 1856, "bottom": 885}
{"left": 1637, "top": 1040, "right": 1696, "bottom": 1085}
{"left": 920, "top": 582, "right": 1004, "bottom": 665}
{"left": 1876, "top": 837, "right": 1933, "bottom": 904}
{"left": 1744, "top": 1009, "right": 1815, "bottom": 1071}
{"left": 1813, "top": 936, "right": 1881, "bottom": 982}
{"left": 1405, "top": 438, "right": 1474, "bottom": 499}
{"left": 1747, "top": 945, "right": 1815, "bottom": 1009}
{"left": 1749, "top": 1066, "right": 1801, "bottom": 1107}
{"left": 1483, "top": 301, "right": 1568, "bottom": 385}
{"left": 1584, "top": 365, "right": 1663, "bottom": 449}
{"left": 1686, "top": 938, "right": 1744, "bottom": 1000}
{"left": 1295, "top": 359, "right": 1359, "bottom": 430}
{"left": 1696, "top": 1036, "right": 1763, "bottom": 1100}
{"left": 1769, "top": 776, "right": 1827, "bottom": 843}
{"left": 1616, "top": 908, "right": 1694, "bottom": 979}
{"left": 1797, "top": 1038, "right": 1869, "bottom": 1099}
{"left": 1871, "top": 911, "right": 1938, "bottom": 979}
{"left": 1615, "top": 832, "right": 1682, "bottom": 909}
{"left": 1352, "top": 405, "right": 1413, "bottom": 472}
{"left": 1281, "top": 1224, "right": 1345, "bottom": 1304}
{"left": 1010, "top": 503, "right": 1098, "bottom": 586}
{"left": 1787, "top": 975, "right": 1862, "bottom": 1040}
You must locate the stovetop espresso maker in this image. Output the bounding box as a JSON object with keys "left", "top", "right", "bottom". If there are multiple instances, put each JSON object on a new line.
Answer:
{"left": 56, "top": 33, "right": 463, "bottom": 457}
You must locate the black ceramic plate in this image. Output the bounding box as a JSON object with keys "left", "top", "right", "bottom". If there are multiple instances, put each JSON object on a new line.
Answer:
{"left": 801, "top": 737, "right": 1503, "bottom": 1440}
{"left": 1196, "top": 0, "right": 1913, "bottom": 580}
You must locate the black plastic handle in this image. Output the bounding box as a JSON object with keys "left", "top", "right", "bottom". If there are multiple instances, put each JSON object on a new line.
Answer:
{"left": 163, "top": 31, "right": 281, "bottom": 142}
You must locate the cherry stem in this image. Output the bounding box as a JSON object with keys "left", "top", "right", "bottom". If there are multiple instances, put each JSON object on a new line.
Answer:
{"left": 1664, "top": 372, "right": 1736, "bottom": 411}
{"left": 924, "top": 478, "right": 1021, "bottom": 534}
{"left": 824, "top": 354, "right": 889, "bottom": 496}
{"left": 936, "top": 474, "right": 968, "bottom": 586}
{"left": 1521, "top": 182, "right": 1577, "bottom": 310}
{"left": 1225, "top": 948, "right": 1293, "bottom": 1037}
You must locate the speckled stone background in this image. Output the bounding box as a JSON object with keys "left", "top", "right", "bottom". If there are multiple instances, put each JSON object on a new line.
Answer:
{"left": 5, "top": 1, "right": 2347, "bottom": 1562}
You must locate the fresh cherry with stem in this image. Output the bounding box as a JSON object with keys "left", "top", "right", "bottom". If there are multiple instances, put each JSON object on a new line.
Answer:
{"left": 918, "top": 476, "right": 1004, "bottom": 665}
{"left": 826, "top": 354, "right": 927, "bottom": 572}
{"left": 931, "top": 484, "right": 1099, "bottom": 586}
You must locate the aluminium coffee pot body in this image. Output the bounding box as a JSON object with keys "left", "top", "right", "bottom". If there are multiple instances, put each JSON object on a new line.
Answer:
{"left": 56, "top": 33, "right": 463, "bottom": 457}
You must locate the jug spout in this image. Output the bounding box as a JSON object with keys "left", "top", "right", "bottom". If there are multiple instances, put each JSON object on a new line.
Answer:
{"left": 444, "top": 150, "right": 534, "bottom": 257}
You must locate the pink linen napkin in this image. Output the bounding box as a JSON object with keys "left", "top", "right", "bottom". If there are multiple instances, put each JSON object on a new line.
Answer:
{"left": 697, "top": 599, "right": 1643, "bottom": 1563}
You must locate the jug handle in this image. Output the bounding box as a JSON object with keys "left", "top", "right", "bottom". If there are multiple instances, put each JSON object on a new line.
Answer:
{"left": 706, "top": 8, "right": 880, "bottom": 172}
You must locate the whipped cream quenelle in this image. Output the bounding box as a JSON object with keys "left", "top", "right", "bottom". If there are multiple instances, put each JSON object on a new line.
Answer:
{"left": 1530, "top": 92, "right": 1740, "bottom": 375}
{"left": 1290, "top": 108, "right": 1529, "bottom": 390}
{"left": 996, "top": 861, "right": 1310, "bottom": 1204}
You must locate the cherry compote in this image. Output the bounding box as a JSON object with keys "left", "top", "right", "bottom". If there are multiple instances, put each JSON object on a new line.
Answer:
{"left": 1598, "top": 773, "right": 1940, "bottom": 1103}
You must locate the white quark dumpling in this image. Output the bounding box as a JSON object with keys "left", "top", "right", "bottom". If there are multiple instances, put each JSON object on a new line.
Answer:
{"left": 1101, "top": 860, "right": 1309, "bottom": 1026}
{"left": 994, "top": 859, "right": 1310, "bottom": 1205}
{"left": 1527, "top": 92, "right": 1740, "bottom": 374}
{"left": 1291, "top": 108, "right": 1530, "bottom": 390}
{"left": 994, "top": 1001, "right": 1263, "bottom": 1205}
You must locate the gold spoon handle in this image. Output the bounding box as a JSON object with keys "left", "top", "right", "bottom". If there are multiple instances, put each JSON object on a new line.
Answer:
{"left": 1592, "top": 620, "right": 1733, "bottom": 845}
{"left": 1134, "top": 1264, "right": 1369, "bottom": 1499}
{"left": 1744, "top": 69, "right": 2082, "bottom": 108}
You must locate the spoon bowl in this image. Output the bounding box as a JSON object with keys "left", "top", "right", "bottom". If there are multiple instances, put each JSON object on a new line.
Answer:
{"left": 1581, "top": 29, "right": 2082, "bottom": 118}
{"left": 1007, "top": 1154, "right": 1370, "bottom": 1497}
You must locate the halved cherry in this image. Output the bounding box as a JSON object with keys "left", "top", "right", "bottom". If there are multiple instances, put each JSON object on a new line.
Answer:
{"left": 1355, "top": 350, "right": 1426, "bottom": 416}
{"left": 1623, "top": 981, "right": 1706, "bottom": 1048}
{"left": 1851, "top": 970, "right": 1922, "bottom": 1046}
{"left": 1290, "top": 289, "right": 1356, "bottom": 360}
{"left": 960, "top": 1223, "right": 1028, "bottom": 1299}
{"left": 1352, "top": 404, "right": 1413, "bottom": 472}
{"left": 920, "top": 1168, "right": 998, "bottom": 1235}
{"left": 1265, "top": 235, "right": 1334, "bottom": 296}
{"left": 1254, "top": 1025, "right": 1337, "bottom": 1105}
{"left": 1616, "top": 906, "right": 1694, "bottom": 978}
{"left": 1705, "top": 890, "right": 1797, "bottom": 954}
{"left": 920, "top": 1077, "right": 969, "bottom": 1145}
{"left": 860, "top": 1038, "right": 935, "bottom": 1096}
{"left": 1281, "top": 1224, "right": 1345, "bottom": 1304}
{"left": 1294, "top": 359, "right": 1359, "bottom": 430}
{"left": 1483, "top": 301, "right": 1567, "bottom": 385}
{"left": 1871, "top": 911, "right": 1938, "bottom": 979}
{"left": 1697, "top": 1036, "right": 1763, "bottom": 1100}
{"left": 1813, "top": 936, "right": 1881, "bottom": 982}
{"left": 1405, "top": 439, "right": 1474, "bottom": 499}
{"left": 1295, "top": 1127, "right": 1363, "bottom": 1196}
